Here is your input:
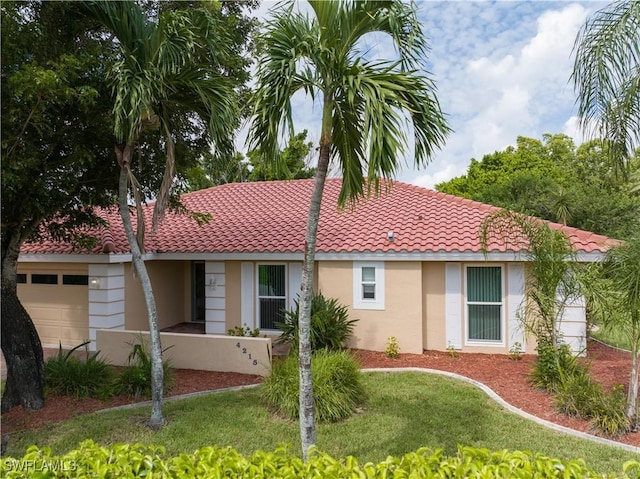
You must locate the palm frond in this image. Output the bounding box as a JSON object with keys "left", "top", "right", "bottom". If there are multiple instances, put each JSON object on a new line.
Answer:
{"left": 248, "top": 10, "right": 318, "bottom": 160}
{"left": 248, "top": 0, "right": 449, "bottom": 208}
{"left": 333, "top": 63, "right": 449, "bottom": 206}
{"left": 572, "top": 0, "right": 640, "bottom": 174}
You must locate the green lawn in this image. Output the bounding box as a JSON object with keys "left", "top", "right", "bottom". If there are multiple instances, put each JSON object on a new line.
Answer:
{"left": 591, "top": 326, "right": 632, "bottom": 352}
{"left": 5, "top": 372, "right": 639, "bottom": 474}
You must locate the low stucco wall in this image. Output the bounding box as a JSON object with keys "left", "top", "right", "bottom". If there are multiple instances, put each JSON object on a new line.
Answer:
{"left": 96, "top": 329, "right": 272, "bottom": 376}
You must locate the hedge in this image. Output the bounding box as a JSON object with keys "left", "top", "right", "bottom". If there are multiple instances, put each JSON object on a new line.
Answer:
{"left": 2, "top": 440, "right": 639, "bottom": 478}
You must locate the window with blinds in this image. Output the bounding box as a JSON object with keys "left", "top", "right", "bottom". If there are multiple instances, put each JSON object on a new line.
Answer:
{"left": 258, "top": 264, "right": 286, "bottom": 330}
{"left": 466, "top": 266, "right": 502, "bottom": 342}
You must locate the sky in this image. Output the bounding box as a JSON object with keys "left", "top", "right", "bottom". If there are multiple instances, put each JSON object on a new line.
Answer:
{"left": 240, "top": 1, "right": 606, "bottom": 190}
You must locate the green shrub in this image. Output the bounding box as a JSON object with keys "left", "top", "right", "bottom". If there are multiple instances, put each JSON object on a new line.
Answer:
{"left": 114, "top": 340, "right": 174, "bottom": 398}
{"left": 589, "top": 385, "right": 631, "bottom": 438}
{"left": 228, "top": 324, "right": 261, "bottom": 337}
{"left": 385, "top": 336, "right": 400, "bottom": 358}
{"left": 44, "top": 341, "right": 113, "bottom": 399}
{"left": 552, "top": 354, "right": 631, "bottom": 437}
{"left": 529, "top": 340, "right": 579, "bottom": 391}
{"left": 276, "top": 293, "right": 358, "bottom": 352}
{"left": 261, "top": 349, "right": 365, "bottom": 422}
{"left": 1, "top": 440, "right": 623, "bottom": 478}
{"left": 553, "top": 366, "right": 602, "bottom": 419}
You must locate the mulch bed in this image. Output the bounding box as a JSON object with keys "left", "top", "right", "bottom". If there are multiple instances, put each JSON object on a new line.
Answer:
{"left": 1, "top": 340, "right": 638, "bottom": 448}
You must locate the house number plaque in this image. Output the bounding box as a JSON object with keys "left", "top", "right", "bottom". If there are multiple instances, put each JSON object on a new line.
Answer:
{"left": 236, "top": 342, "right": 258, "bottom": 366}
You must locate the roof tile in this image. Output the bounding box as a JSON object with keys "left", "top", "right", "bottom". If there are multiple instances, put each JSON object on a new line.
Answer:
{"left": 21, "top": 179, "right": 616, "bottom": 256}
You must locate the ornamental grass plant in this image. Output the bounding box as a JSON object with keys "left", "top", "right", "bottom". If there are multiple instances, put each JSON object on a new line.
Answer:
{"left": 261, "top": 349, "right": 365, "bottom": 422}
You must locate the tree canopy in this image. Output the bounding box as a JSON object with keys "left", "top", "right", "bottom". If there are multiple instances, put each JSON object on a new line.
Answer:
{"left": 436, "top": 133, "right": 640, "bottom": 240}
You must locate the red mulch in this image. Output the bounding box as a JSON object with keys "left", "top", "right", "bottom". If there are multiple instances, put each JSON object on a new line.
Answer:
{"left": 1, "top": 340, "right": 638, "bottom": 448}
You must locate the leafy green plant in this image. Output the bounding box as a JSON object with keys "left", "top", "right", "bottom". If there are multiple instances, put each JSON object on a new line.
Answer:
{"left": 261, "top": 349, "right": 365, "bottom": 422}
{"left": 385, "top": 336, "right": 400, "bottom": 358}
{"left": 1, "top": 440, "right": 622, "bottom": 478}
{"left": 228, "top": 324, "right": 261, "bottom": 337}
{"left": 44, "top": 341, "right": 113, "bottom": 399}
{"left": 508, "top": 342, "right": 524, "bottom": 361}
{"left": 276, "top": 293, "right": 358, "bottom": 352}
{"left": 589, "top": 385, "right": 631, "bottom": 438}
{"left": 114, "top": 339, "right": 174, "bottom": 398}
{"left": 529, "top": 340, "right": 579, "bottom": 391}
{"left": 553, "top": 365, "right": 601, "bottom": 419}
{"left": 447, "top": 342, "right": 458, "bottom": 358}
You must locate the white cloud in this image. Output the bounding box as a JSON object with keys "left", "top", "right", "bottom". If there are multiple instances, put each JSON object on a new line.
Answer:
{"left": 239, "top": 1, "right": 605, "bottom": 190}
{"left": 394, "top": 1, "right": 596, "bottom": 186}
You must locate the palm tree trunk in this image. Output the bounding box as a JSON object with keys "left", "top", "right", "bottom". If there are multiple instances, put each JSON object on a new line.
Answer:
{"left": 298, "top": 138, "right": 331, "bottom": 461}
{"left": 627, "top": 341, "right": 639, "bottom": 427}
{"left": 116, "top": 145, "right": 165, "bottom": 428}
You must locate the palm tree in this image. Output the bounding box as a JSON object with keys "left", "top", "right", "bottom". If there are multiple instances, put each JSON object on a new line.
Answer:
{"left": 479, "top": 210, "right": 580, "bottom": 348}
{"left": 81, "top": 1, "right": 236, "bottom": 428}
{"left": 586, "top": 231, "right": 640, "bottom": 427}
{"left": 572, "top": 0, "right": 640, "bottom": 176}
{"left": 248, "top": 0, "right": 449, "bottom": 459}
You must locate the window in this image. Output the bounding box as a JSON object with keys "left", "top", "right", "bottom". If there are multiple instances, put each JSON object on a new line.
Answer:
{"left": 32, "top": 274, "right": 58, "bottom": 285}
{"left": 466, "top": 266, "right": 503, "bottom": 342}
{"left": 257, "top": 264, "right": 286, "bottom": 330}
{"left": 353, "top": 262, "right": 385, "bottom": 310}
{"left": 62, "top": 275, "right": 89, "bottom": 286}
{"left": 17, "top": 274, "right": 27, "bottom": 284}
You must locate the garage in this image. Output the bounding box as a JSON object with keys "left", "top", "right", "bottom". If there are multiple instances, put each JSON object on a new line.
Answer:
{"left": 17, "top": 263, "right": 90, "bottom": 348}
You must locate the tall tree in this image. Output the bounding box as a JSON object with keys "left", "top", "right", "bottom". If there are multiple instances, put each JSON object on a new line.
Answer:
{"left": 479, "top": 211, "right": 581, "bottom": 349}
{"left": 584, "top": 229, "right": 640, "bottom": 428}
{"left": 80, "top": 0, "right": 237, "bottom": 428}
{"left": 572, "top": 0, "right": 640, "bottom": 176}
{"left": 1, "top": 1, "right": 118, "bottom": 412}
{"left": 248, "top": 0, "right": 449, "bottom": 459}
{"left": 248, "top": 130, "right": 315, "bottom": 181}
{"left": 436, "top": 134, "right": 640, "bottom": 239}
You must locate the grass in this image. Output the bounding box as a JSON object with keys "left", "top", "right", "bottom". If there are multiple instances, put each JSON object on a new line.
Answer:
{"left": 5, "top": 372, "right": 639, "bottom": 474}
{"left": 591, "top": 326, "right": 632, "bottom": 352}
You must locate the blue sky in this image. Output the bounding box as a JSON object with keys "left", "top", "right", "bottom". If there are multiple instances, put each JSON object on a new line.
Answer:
{"left": 242, "top": 1, "right": 606, "bottom": 189}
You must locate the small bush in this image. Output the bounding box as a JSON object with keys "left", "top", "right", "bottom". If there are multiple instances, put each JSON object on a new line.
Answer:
{"left": 385, "top": 336, "right": 400, "bottom": 358}
{"left": 228, "top": 324, "right": 261, "bottom": 337}
{"left": 589, "top": 385, "right": 631, "bottom": 438}
{"left": 114, "top": 340, "right": 174, "bottom": 398}
{"left": 261, "top": 349, "right": 365, "bottom": 422}
{"left": 0, "top": 441, "right": 619, "bottom": 478}
{"left": 553, "top": 366, "right": 601, "bottom": 419}
{"left": 529, "top": 340, "right": 578, "bottom": 391}
{"left": 44, "top": 341, "right": 113, "bottom": 399}
{"left": 276, "top": 293, "right": 358, "bottom": 352}
{"left": 551, "top": 352, "right": 631, "bottom": 437}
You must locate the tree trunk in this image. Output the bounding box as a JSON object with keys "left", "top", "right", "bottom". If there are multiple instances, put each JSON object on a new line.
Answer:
{"left": 1, "top": 230, "right": 45, "bottom": 412}
{"left": 627, "top": 343, "right": 639, "bottom": 427}
{"left": 298, "top": 137, "right": 331, "bottom": 461}
{"left": 116, "top": 145, "right": 165, "bottom": 428}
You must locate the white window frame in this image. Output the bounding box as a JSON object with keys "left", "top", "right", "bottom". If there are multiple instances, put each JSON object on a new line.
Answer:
{"left": 256, "top": 263, "right": 288, "bottom": 331}
{"left": 353, "top": 261, "right": 385, "bottom": 310}
{"left": 464, "top": 264, "right": 505, "bottom": 346}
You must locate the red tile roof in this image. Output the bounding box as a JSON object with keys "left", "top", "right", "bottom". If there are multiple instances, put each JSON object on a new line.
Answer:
{"left": 21, "top": 179, "right": 616, "bottom": 256}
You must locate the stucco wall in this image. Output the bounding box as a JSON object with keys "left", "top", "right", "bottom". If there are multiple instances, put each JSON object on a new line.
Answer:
{"left": 125, "top": 261, "right": 187, "bottom": 330}
{"left": 317, "top": 261, "right": 424, "bottom": 354}
{"left": 423, "top": 262, "right": 446, "bottom": 351}
{"left": 17, "top": 263, "right": 89, "bottom": 348}
{"left": 225, "top": 261, "right": 242, "bottom": 332}
{"left": 96, "top": 329, "right": 271, "bottom": 376}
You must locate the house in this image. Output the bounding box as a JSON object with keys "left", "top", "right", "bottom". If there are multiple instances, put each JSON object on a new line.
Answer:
{"left": 17, "top": 179, "right": 614, "bottom": 357}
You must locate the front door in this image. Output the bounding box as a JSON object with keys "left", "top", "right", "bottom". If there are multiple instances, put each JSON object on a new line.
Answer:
{"left": 192, "top": 261, "right": 205, "bottom": 322}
